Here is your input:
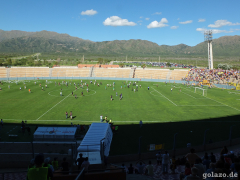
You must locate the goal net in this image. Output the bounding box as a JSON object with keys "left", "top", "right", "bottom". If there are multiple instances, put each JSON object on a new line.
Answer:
{"left": 195, "top": 87, "right": 207, "bottom": 96}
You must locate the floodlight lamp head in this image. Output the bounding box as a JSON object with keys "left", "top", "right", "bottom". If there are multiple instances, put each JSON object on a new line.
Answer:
{"left": 204, "top": 30, "right": 213, "bottom": 42}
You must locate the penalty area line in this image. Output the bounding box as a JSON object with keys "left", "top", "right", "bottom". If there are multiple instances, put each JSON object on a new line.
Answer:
{"left": 36, "top": 91, "right": 75, "bottom": 120}
{"left": 152, "top": 87, "right": 177, "bottom": 106}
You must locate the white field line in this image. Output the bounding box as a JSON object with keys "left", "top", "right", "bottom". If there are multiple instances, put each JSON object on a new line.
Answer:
{"left": 36, "top": 91, "right": 74, "bottom": 120}
{"left": 184, "top": 87, "right": 240, "bottom": 112}
{"left": 150, "top": 91, "right": 163, "bottom": 97}
{"left": 152, "top": 87, "right": 177, "bottom": 106}
{"left": 182, "top": 92, "right": 196, "bottom": 99}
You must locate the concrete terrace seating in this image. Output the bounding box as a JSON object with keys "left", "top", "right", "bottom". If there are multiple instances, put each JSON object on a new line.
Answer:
{"left": 0, "top": 67, "right": 7, "bottom": 78}
{"left": 9, "top": 67, "right": 50, "bottom": 78}
{"left": 51, "top": 67, "right": 90, "bottom": 77}
{"left": 93, "top": 68, "right": 131, "bottom": 78}
{"left": 134, "top": 69, "right": 169, "bottom": 79}
{"left": 169, "top": 70, "right": 189, "bottom": 80}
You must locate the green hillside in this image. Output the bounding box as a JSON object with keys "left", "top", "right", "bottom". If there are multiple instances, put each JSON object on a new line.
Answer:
{"left": 0, "top": 30, "right": 240, "bottom": 57}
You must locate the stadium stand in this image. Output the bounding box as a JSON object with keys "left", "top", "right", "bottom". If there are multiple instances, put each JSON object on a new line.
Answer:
{"left": 169, "top": 70, "right": 189, "bottom": 80}
{"left": 92, "top": 68, "right": 132, "bottom": 78}
{"left": 9, "top": 67, "right": 50, "bottom": 78}
{"left": 51, "top": 67, "right": 91, "bottom": 78}
{"left": 134, "top": 69, "right": 170, "bottom": 79}
{"left": 0, "top": 67, "right": 7, "bottom": 78}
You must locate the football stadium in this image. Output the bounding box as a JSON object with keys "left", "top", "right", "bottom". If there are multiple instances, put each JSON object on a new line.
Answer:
{"left": 1, "top": 66, "right": 240, "bottom": 180}
{"left": 1, "top": 0, "right": 240, "bottom": 179}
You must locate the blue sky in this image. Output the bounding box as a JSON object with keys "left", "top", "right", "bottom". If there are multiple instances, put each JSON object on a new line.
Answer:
{"left": 1, "top": 0, "right": 240, "bottom": 46}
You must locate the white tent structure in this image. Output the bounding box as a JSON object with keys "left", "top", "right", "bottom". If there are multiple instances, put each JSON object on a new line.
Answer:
{"left": 77, "top": 123, "right": 113, "bottom": 164}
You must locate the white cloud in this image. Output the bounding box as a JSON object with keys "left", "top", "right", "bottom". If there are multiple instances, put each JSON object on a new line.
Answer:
{"left": 81, "top": 9, "right": 97, "bottom": 16}
{"left": 179, "top": 20, "right": 193, "bottom": 24}
{"left": 103, "top": 16, "right": 137, "bottom": 26}
{"left": 147, "top": 18, "right": 168, "bottom": 29}
{"left": 177, "top": 18, "right": 180, "bottom": 20}
{"left": 198, "top": 19, "right": 206, "bottom": 22}
{"left": 145, "top": 18, "right": 150, "bottom": 20}
{"left": 140, "top": 16, "right": 143, "bottom": 19}
{"left": 153, "top": 12, "right": 162, "bottom": 15}
{"left": 208, "top": 20, "right": 240, "bottom": 28}
{"left": 171, "top": 26, "right": 179, "bottom": 29}
{"left": 139, "top": 23, "right": 142, "bottom": 25}
{"left": 196, "top": 28, "right": 233, "bottom": 34}
{"left": 138, "top": 20, "right": 142, "bottom": 23}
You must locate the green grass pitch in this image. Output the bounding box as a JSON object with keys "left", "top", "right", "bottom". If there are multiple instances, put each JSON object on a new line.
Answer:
{"left": 1, "top": 79, "right": 240, "bottom": 155}
{"left": 0, "top": 79, "right": 240, "bottom": 125}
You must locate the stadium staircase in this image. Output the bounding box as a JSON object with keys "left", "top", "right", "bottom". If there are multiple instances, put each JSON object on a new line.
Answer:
{"left": 49, "top": 68, "right": 53, "bottom": 77}
{"left": 166, "top": 70, "right": 172, "bottom": 80}
{"left": 130, "top": 68, "right": 135, "bottom": 78}
{"left": 89, "top": 67, "right": 94, "bottom": 77}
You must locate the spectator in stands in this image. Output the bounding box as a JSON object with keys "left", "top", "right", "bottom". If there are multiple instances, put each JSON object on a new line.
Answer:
{"left": 185, "top": 148, "right": 200, "bottom": 167}
{"left": 194, "top": 158, "right": 205, "bottom": 179}
{"left": 156, "top": 151, "right": 162, "bottom": 165}
{"left": 75, "top": 153, "right": 85, "bottom": 170}
{"left": 220, "top": 146, "right": 228, "bottom": 155}
{"left": 162, "top": 151, "right": 170, "bottom": 174}
{"left": 44, "top": 157, "right": 54, "bottom": 173}
{"left": 170, "top": 156, "right": 177, "bottom": 174}
{"left": 136, "top": 161, "right": 145, "bottom": 174}
{"left": 61, "top": 157, "right": 69, "bottom": 174}
{"left": 202, "top": 152, "right": 208, "bottom": 161}
{"left": 183, "top": 167, "right": 200, "bottom": 180}
{"left": 27, "top": 153, "right": 53, "bottom": 180}
{"left": 180, "top": 156, "right": 187, "bottom": 165}
{"left": 52, "top": 157, "right": 58, "bottom": 171}
{"left": 210, "top": 152, "right": 216, "bottom": 163}
{"left": 179, "top": 162, "right": 191, "bottom": 180}
{"left": 128, "top": 163, "right": 134, "bottom": 174}
{"left": 231, "top": 158, "right": 240, "bottom": 172}
{"left": 222, "top": 162, "right": 231, "bottom": 175}
{"left": 27, "top": 159, "right": 35, "bottom": 169}
{"left": 202, "top": 155, "right": 211, "bottom": 170}
{"left": 121, "top": 164, "right": 127, "bottom": 172}
{"left": 205, "top": 163, "right": 215, "bottom": 180}
{"left": 145, "top": 161, "right": 154, "bottom": 176}
{"left": 81, "top": 157, "right": 90, "bottom": 172}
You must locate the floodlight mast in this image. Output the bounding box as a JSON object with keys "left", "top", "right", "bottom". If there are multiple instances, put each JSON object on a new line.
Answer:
{"left": 204, "top": 30, "right": 213, "bottom": 69}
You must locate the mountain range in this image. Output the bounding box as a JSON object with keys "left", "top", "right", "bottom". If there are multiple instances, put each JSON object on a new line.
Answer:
{"left": 0, "top": 29, "right": 240, "bottom": 57}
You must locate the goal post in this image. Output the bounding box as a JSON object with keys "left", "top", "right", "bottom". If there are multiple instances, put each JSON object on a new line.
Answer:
{"left": 195, "top": 87, "right": 207, "bottom": 96}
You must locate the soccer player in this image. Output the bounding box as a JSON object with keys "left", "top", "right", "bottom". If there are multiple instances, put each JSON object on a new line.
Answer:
{"left": 42, "top": 87, "right": 44, "bottom": 91}
{"left": 121, "top": 86, "right": 122, "bottom": 89}
{"left": 171, "top": 88, "right": 173, "bottom": 92}
{"left": 87, "top": 88, "right": 88, "bottom": 93}
{"left": 105, "top": 86, "right": 107, "bottom": 90}
{"left": 65, "top": 111, "right": 68, "bottom": 119}
{"left": 75, "top": 94, "right": 77, "bottom": 99}
{"left": 116, "top": 92, "right": 118, "bottom": 96}
{"left": 179, "top": 88, "right": 181, "bottom": 92}
{"left": 72, "top": 91, "right": 73, "bottom": 96}
{"left": 29, "top": 89, "right": 31, "bottom": 93}
{"left": 81, "top": 91, "right": 83, "bottom": 96}
{"left": 148, "top": 87, "right": 149, "bottom": 90}
{"left": 113, "top": 87, "right": 115, "bottom": 91}
{"left": 111, "top": 95, "right": 112, "bottom": 101}
{"left": 70, "top": 111, "right": 72, "bottom": 120}
{"left": 134, "top": 89, "right": 135, "bottom": 93}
